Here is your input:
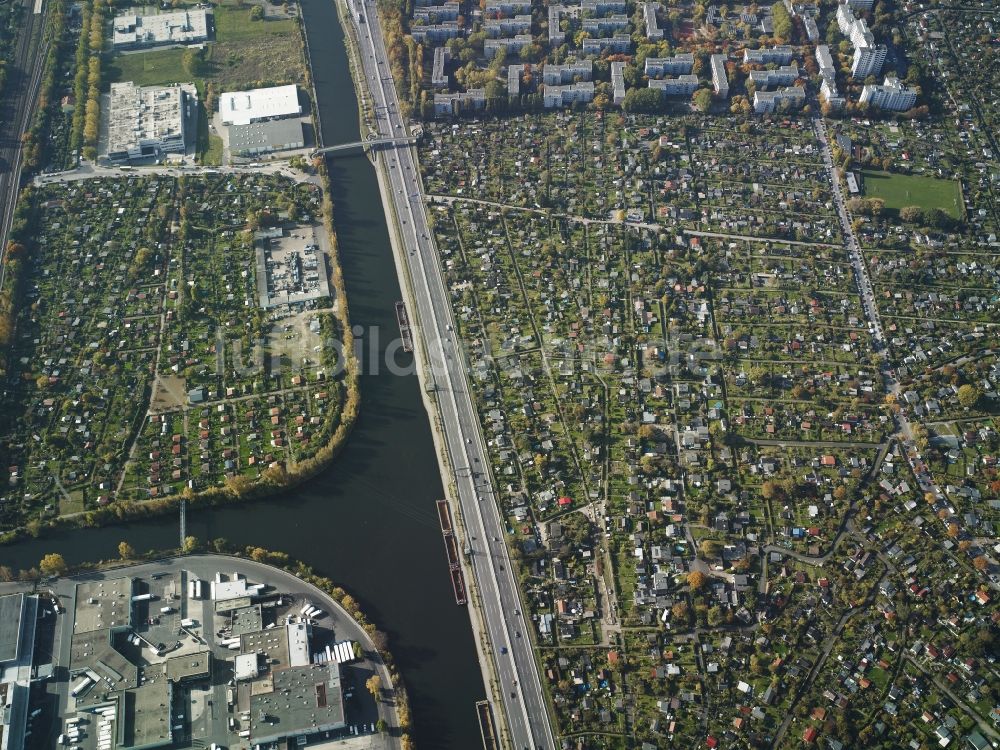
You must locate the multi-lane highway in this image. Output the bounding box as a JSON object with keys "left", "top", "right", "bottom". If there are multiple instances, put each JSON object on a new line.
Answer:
{"left": 0, "top": 0, "right": 48, "bottom": 284}
{"left": 343, "top": 2, "right": 555, "bottom": 748}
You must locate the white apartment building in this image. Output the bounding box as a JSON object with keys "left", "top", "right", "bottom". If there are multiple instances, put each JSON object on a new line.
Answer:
{"left": 710, "top": 54, "right": 729, "bottom": 98}
{"left": 649, "top": 75, "right": 699, "bottom": 97}
{"left": 859, "top": 76, "right": 917, "bottom": 110}
{"left": 644, "top": 53, "right": 694, "bottom": 77}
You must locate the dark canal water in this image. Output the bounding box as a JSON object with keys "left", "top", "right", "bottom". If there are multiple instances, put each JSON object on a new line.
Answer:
{"left": 0, "top": 2, "right": 486, "bottom": 747}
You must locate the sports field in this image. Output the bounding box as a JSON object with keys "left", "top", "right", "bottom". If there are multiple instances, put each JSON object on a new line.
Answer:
{"left": 861, "top": 170, "right": 963, "bottom": 219}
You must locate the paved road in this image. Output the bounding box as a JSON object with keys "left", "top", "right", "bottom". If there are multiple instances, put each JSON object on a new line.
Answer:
{"left": 345, "top": 1, "right": 555, "bottom": 748}
{"left": 34, "top": 161, "right": 317, "bottom": 186}
{"left": 0, "top": 0, "right": 48, "bottom": 287}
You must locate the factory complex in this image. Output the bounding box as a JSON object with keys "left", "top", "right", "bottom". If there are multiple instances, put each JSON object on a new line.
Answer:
{"left": 0, "top": 559, "right": 387, "bottom": 750}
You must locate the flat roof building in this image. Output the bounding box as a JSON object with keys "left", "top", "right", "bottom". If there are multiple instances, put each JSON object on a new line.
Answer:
{"left": 107, "top": 82, "right": 196, "bottom": 163}
{"left": 803, "top": 16, "right": 818, "bottom": 41}
{"left": 483, "top": 34, "right": 533, "bottom": 57}
{"left": 611, "top": 60, "right": 626, "bottom": 105}
{"left": 433, "top": 89, "right": 486, "bottom": 116}
{"left": 753, "top": 84, "right": 805, "bottom": 113}
{"left": 0, "top": 594, "right": 39, "bottom": 750}
{"left": 649, "top": 74, "right": 699, "bottom": 97}
{"left": 485, "top": 15, "right": 532, "bottom": 36}
{"left": 548, "top": 4, "right": 565, "bottom": 43}
{"left": 74, "top": 578, "right": 135, "bottom": 634}
{"left": 229, "top": 119, "right": 305, "bottom": 157}
{"left": 249, "top": 663, "right": 345, "bottom": 745}
{"left": 582, "top": 14, "right": 629, "bottom": 34}
{"left": 645, "top": 53, "right": 694, "bottom": 77}
{"left": 749, "top": 63, "right": 799, "bottom": 89}
{"left": 743, "top": 45, "right": 794, "bottom": 65}
{"left": 581, "top": 35, "right": 632, "bottom": 55}
{"left": 542, "top": 81, "right": 594, "bottom": 107}
{"left": 483, "top": 0, "right": 531, "bottom": 13}
{"left": 710, "top": 53, "right": 729, "bottom": 98}
{"left": 852, "top": 43, "right": 886, "bottom": 78}
{"left": 112, "top": 9, "right": 209, "bottom": 49}
{"left": 816, "top": 45, "right": 845, "bottom": 109}
{"left": 508, "top": 63, "right": 524, "bottom": 96}
{"left": 837, "top": 4, "right": 885, "bottom": 78}
{"left": 412, "top": 2, "right": 460, "bottom": 21}
{"left": 409, "top": 22, "right": 463, "bottom": 43}
{"left": 643, "top": 2, "right": 663, "bottom": 40}
{"left": 542, "top": 60, "right": 593, "bottom": 86}
{"left": 431, "top": 45, "right": 450, "bottom": 89}
{"left": 219, "top": 84, "right": 301, "bottom": 127}
{"left": 860, "top": 76, "right": 917, "bottom": 111}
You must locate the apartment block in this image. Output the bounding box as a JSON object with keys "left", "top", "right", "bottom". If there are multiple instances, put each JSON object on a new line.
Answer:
{"left": 643, "top": 2, "right": 663, "bottom": 40}
{"left": 859, "top": 76, "right": 917, "bottom": 110}
{"left": 644, "top": 53, "right": 694, "bottom": 77}
{"left": 753, "top": 84, "right": 805, "bottom": 113}
{"left": 431, "top": 46, "right": 450, "bottom": 89}
{"left": 749, "top": 64, "right": 799, "bottom": 90}
{"left": 649, "top": 74, "right": 699, "bottom": 97}
{"left": 581, "top": 35, "right": 632, "bottom": 55}
{"left": 484, "top": 34, "right": 533, "bottom": 57}
{"left": 542, "top": 60, "right": 593, "bottom": 86}
{"left": 611, "top": 60, "right": 626, "bottom": 105}
{"left": 710, "top": 54, "right": 729, "bottom": 98}
{"left": 543, "top": 81, "right": 595, "bottom": 107}
{"left": 743, "top": 45, "right": 795, "bottom": 65}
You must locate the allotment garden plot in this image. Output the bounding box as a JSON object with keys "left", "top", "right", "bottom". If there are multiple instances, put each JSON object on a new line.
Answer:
{"left": 431, "top": 195, "right": 888, "bottom": 744}
{"left": 0, "top": 173, "right": 344, "bottom": 531}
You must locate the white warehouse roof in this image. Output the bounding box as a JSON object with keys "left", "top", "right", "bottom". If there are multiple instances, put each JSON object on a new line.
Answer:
{"left": 219, "top": 84, "right": 301, "bottom": 126}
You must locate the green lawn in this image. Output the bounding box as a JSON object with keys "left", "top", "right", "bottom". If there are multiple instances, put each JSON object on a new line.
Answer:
{"left": 213, "top": 4, "right": 297, "bottom": 41}
{"left": 861, "top": 170, "right": 963, "bottom": 219}
{"left": 106, "top": 47, "right": 190, "bottom": 88}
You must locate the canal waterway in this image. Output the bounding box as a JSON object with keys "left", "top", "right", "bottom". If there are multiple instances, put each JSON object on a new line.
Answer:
{"left": 0, "top": 1, "right": 486, "bottom": 747}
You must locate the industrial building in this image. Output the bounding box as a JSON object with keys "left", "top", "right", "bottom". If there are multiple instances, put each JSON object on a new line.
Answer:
{"left": 219, "top": 84, "right": 301, "bottom": 127}
{"left": 53, "top": 568, "right": 360, "bottom": 750}
{"left": 112, "top": 9, "right": 209, "bottom": 49}
{"left": 860, "top": 76, "right": 918, "bottom": 111}
{"left": 106, "top": 82, "right": 197, "bottom": 163}
{"left": 0, "top": 594, "right": 39, "bottom": 750}
{"left": 229, "top": 119, "right": 305, "bottom": 157}
{"left": 255, "top": 226, "right": 332, "bottom": 308}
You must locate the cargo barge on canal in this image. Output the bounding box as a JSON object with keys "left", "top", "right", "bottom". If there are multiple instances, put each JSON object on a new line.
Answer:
{"left": 395, "top": 301, "right": 413, "bottom": 352}
{"left": 436, "top": 499, "right": 467, "bottom": 605}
